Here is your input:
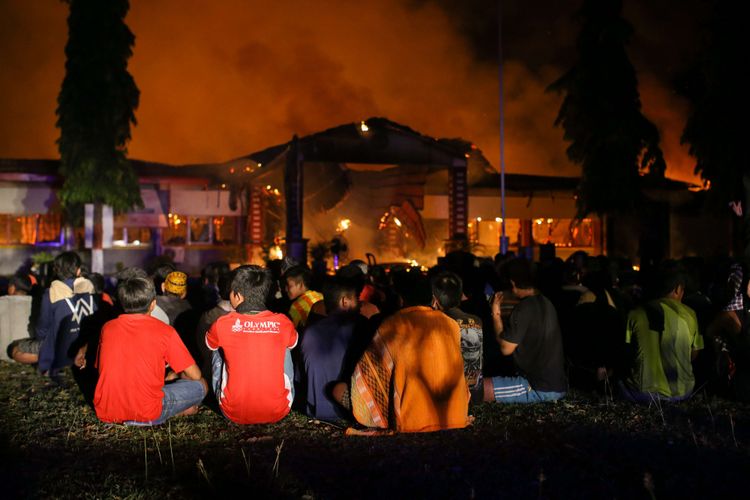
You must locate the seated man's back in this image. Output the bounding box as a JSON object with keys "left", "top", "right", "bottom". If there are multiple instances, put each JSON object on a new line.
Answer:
{"left": 351, "top": 302, "right": 469, "bottom": 432}
{"left": 625, "top": 298, "right": 702, "bottom": 399}
{"left": 301, "top": 278, "right": 373, "bottom": 421}
{"left": 622, "top": 264, "right": 704, "bottom": 402}
{"left": 206, "top": 265, "right": 298, "bottom": 424}
{"left": 94, "top": 273, "right": 205, "bottom": 424}
{"left": 95, "top": 314, "right": 195, "bottom": 422}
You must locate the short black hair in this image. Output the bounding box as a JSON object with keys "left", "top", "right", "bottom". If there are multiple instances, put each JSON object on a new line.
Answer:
{"left": 9, "top": 273, "right": 32, "bottom": 294}
{"left": 85, "top": 272, "right": 106, "bottom": 295}
{"left": 117, "top": 267, "right": 149, "bottom": 281}
{"left": 322, "top": 277, "right": 358, "bottom": 313}
{"left": 231, "top": 265, "right": 271, "bottom": 310}
{"left": 202, "top": 261, "right": 230, "bottom": 286}
{"left": 393, "top": 268, "right": 432, "bottom": 307}
{"left": 53, "top": 251, "right": 81, "bottom": 280}
{"left": 217, "top": 272, "right": 233, "bottom": 301}
{"left": 507, "top": 258, "right": 535, "bottom": 290}
{"left": 431, "top": 271, "right": 463, "bottom": 310}
{"left": 655, "top": 261, "right": 686, "bottom": 298}
{"left": 284, "top": 265, "right": 312, "bottom": 289}
{"left": 117, "top": 276, "right": 156, "bottom": 314}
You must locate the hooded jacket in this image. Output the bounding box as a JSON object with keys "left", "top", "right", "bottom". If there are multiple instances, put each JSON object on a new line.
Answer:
{"left": 36, "top": 277, "right": 96, "bottom": 374}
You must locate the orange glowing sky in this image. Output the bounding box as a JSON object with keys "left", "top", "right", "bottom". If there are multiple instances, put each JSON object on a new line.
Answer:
{"left": 0, "top": 0, "right": 701, "bottom": 183}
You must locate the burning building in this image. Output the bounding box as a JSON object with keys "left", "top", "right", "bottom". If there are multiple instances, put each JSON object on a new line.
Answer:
{"left": 0, "top": 118, "right": 728, "bottom": 275}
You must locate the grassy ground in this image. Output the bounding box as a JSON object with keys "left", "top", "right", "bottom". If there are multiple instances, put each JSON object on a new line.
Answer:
{"left": 2, "top": 361, "right": 749, "bottom": 499}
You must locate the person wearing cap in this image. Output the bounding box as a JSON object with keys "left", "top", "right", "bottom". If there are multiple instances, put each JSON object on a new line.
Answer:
{"left": 156, "top": 271, "right": 192, "bottom": 326}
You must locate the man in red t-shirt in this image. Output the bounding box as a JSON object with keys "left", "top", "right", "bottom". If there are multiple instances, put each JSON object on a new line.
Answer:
{"left": 94, "top": 274, "right": 207, "bottom": 425}
{"left": 206, "top": 265, "right": 298, "bottom": 424}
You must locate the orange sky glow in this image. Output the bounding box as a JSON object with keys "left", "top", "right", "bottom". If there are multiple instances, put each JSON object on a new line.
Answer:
{"left": 0, "top": 0, "right": 699, "bottom": 184}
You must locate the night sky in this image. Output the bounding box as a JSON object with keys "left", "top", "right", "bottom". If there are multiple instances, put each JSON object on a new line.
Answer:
{"left": 0, "top": 0, "right": 709, "bottom": 182}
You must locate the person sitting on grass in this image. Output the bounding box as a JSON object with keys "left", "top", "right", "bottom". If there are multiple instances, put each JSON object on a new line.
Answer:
{"left": 301, "top": 277, "right": 373, "bottom": 422}
{"left": 93, "top": 273, "right": 207, "bottom": 425}
{"left": 431, "top": 271, "right": 484, "bottom": 401}
{"left": 284, "top": 265, "right": 323, "bottom": 329}
{"left": 1, "top": 273, "right": 35, "bottom": 361}
{"left": 206, "top": 265, "right": 298, "bottom": 424}
{"left": 621, "top": 263, "right": 704, "bottom": 402}
{"left": 332, "top": 269, "right": 469, "bottom": 433}
{"left": 156, "top": 271, "right": 192, "bottom": 326}
{"left": 483, "top": 258, "right": 567, "bottom": 403}
{"left": 7, "top": 251, "right": 97, "bottom": 378}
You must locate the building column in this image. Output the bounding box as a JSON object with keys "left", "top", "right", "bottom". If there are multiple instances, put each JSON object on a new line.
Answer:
{"left": 446, "top": 158, "right": 468, "bottom": 252}
{"left": 518, "top": 219, "right": 534, "bottom": 260}
{"left": 284, "top": 136, "right": 308, "bottom": 264}
{"left": 245, "top": 184, "right": 264, "bottom": 264}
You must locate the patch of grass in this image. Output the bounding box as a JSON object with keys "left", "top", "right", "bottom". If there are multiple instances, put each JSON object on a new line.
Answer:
{"left": 2, "top": 360, "right": 750, "bottom": 498}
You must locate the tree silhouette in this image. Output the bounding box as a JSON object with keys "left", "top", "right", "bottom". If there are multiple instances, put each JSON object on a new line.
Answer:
{"left": 548, "top": 0, "right": 665, "bottom": 218}
{"left": 56, "top": 0, "right": 142, "bottom": 216}
{"left": 679, "top": 0, "right": 747, "bottom": 255}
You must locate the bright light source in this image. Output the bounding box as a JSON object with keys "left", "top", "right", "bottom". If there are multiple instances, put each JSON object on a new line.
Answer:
{"left": 133, "top": 240, "right": 141, "bottom": 246}
{"left": 360, "top": 121, "right": 369, "bottom": 132}
{"left": 535, "top": 218, "right": 543, "bottom": 225}
{"left": 476, "top": 217, "right": 482, "bottom": 222}
{"left": 337, "top": 218, "right": 351, "bottom": 232}
{"left": 257, "top": 162, "right": 262, "bottom": 168}
{"left": 409, "top": 259, "right": 419, "bottom": 267}
{"left": 632, "top": 265, "right": 640, "bottom": 271}
{"left": 393, "top": 217, "right": 402, "bottom": 227}
{"left": 269, "top": 245, "right": 283, "bottom": 260}
{"left": 221, "top": 183, "right": 227, "bottom": 189}
{"left": 547, "top": 218, "right": 554, "bottom": 224}
{"left": 266, "top": 185, "right": 272, "bottom": 190}
{"left": 495, "top": 217, "right": 502, "bottom": 223}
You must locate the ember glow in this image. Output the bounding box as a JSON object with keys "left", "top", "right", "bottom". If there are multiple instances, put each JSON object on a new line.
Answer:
{"left": 0, "top": 0, "right": 704, "bottom": 183}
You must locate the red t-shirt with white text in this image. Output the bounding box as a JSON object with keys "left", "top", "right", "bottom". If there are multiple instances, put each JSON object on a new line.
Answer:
{"left": 94, "top": 314, "right": 196, "bottom": 423}
{"left": 206, "top": 310, "right": 298, "bottom": 424}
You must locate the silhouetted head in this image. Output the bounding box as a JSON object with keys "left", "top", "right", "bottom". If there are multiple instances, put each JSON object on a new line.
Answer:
{"left": 431, "top": 271, "right": 463, "bottom": 310}
{"left": 231, "top": 265, "right": 271, "bottom": 310}
{"left": 284, "top": 265, "right": 313, "bottom": 300}
{"left": 322, "top": 276, "right": 359, "bottom": 314}
{"left": 393, "top": 268, "right": 432, "bottom": 308}
{"left": 53, "top": 251, "right": 81, "bottom": 280}
{"left": 507, "top": 258, "right": 535, "bottom": 291}
{"left": 118, "top": 276, "right": 156, "bottom": 314}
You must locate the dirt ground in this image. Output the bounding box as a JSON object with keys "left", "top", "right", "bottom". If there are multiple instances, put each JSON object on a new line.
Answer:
{"left": 1, "top": 361, "right": 749, "bottom": 499}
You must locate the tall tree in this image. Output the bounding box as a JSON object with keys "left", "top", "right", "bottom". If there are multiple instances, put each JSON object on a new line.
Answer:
{"left": 548, "top": 0, "right": 665, "bottom": 218}
{"left": 56, "top": 0, "right": 142, "bottom": 215}
{"left": 679, "top": 0, "right": 747, "bottom": 256}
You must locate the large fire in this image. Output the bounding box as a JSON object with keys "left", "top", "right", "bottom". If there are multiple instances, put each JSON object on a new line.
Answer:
{"left": 0, "top": 0, "right": 700, "bottom": 185}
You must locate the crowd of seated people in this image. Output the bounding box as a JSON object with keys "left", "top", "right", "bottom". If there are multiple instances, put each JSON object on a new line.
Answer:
{"left": 4, "top": 248, "right": 750, "bottom": 433}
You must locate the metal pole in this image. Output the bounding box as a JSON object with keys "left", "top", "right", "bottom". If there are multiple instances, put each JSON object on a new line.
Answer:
{"left": 498, "top": 0, "right": 508, "bottom": 255}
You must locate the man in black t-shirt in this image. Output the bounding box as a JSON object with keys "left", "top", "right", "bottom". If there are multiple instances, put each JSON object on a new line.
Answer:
{"left": 482, "top": 259, "right": 566, "bottom": 403}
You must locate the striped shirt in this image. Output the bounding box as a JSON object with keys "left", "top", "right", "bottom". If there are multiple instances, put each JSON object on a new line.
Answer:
{"left": 289, "top": 290, "right": 323, "bottom": 328}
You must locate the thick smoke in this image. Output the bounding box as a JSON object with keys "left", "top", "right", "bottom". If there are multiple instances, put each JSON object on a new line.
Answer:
{"left": 0, "top": 0, "right": 701, "bottom": 184}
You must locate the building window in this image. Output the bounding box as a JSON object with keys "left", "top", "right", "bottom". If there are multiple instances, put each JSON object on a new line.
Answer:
{"left": 113, "top": 227, "right": 152, "bottom": 247}
{"left": 531, "top": 218, "right": 595, "bottom": 247}
{"left": 213, "top": 216, "right": 237, "bottom": 244}
{"left": 189, "top": 216, "right": 211, "bottom": 243}
{"left": 0, "top": 214, "right": 62, "bottom": 246}
{"left": 163, "top": 214, "right": 238, "bottom": 246}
